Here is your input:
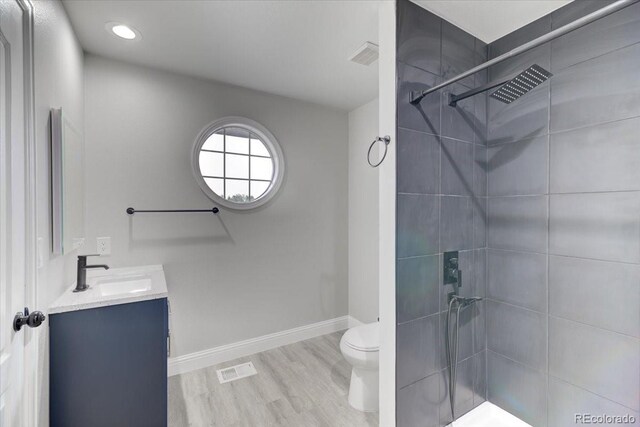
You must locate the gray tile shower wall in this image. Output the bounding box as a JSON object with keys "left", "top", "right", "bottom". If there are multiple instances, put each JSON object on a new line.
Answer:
{"left": 484, "top": 1, "right": 640, "bottom": 426}
{"left": 397, "top": 0, "right": 640, "bottom": 425}
{"left": 487, "top": 351, "right": 548, "bottom": 426}
{"left": 396, "top": 1, "right": 488, "bottom": 426}
{"left": 548, "top": 377, "right": 640, "bottom": 427}
{"left": 550, "top": 1, "right": 639, "bottom": 71}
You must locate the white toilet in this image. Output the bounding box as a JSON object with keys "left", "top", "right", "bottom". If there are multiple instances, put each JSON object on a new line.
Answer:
{"left": 340, "top": 322, "right": 379, "bottom": 412}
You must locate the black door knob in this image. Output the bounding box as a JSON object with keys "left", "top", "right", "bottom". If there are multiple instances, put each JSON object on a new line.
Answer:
{"left": 13, "top": 307, "right": 46, "bottom": 332}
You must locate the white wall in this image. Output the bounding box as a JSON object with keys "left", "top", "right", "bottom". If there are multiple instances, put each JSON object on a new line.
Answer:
{"left": 348, "top": 98, "right": 379, "bottom": 324}
{"left": 83, "top": 55, "right": 349, "bottom": 358}
{"left": 378, "top": 2, "right": 397, "bottom": 424}
{"left": 32, "top": 1, "right": 85, "bottom": 425}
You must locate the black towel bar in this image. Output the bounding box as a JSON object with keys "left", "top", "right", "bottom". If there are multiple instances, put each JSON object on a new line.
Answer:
{"left": 126, "top": 207, "right": 219, "bottom": 215}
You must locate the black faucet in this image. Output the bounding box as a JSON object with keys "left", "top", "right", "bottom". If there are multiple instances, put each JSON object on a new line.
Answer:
{"left": 75, "top": 255, "right": 109, "bottom": 292}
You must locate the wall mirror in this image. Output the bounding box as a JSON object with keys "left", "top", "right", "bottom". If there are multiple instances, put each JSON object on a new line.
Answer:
{"left": 51, "top": 108, "right": 85, "bottom": 254}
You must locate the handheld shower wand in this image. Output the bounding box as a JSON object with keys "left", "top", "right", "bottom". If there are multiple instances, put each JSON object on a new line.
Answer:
{"left": 443, "top": 251, "right": 483, "bottom": 422}
{"left": 445, "top": 295, "right": 483, "bottom": 422}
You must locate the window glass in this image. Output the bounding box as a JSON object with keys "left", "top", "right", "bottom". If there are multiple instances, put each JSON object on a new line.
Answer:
{"left": 201, "top": 130, "right": 224, "bottom": 151}
{"left": 225, "top": 127, "right": 250, "bottom": 154}
{"left": 225, "top": 153, "right": 249, "bottom": 179}
{"left": 225, "top": 179, "right": 250, "bottom": 202}
{"left": 199, "top": 151, "right": 224, "bottom": 177}
{"left": 250, "top": 157, "right": 273, "bottom": 181}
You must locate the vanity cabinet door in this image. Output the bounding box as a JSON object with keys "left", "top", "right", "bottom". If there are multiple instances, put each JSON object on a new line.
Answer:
{"left": 50, "top": 298, "right": 168, "bottom": 427}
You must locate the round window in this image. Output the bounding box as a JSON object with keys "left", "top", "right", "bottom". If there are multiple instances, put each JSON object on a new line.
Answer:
{"left": 192, "top": 117, "right": 284, "bottom": 210}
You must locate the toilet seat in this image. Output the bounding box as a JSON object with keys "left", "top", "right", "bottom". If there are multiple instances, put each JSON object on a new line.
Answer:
{"left": 342, "top": 322, "right": 379, "bottom": 352}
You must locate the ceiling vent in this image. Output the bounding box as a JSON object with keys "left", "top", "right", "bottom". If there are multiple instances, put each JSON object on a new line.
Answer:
{"left": 349, "top": 42, "right": 379, "bottom": 66}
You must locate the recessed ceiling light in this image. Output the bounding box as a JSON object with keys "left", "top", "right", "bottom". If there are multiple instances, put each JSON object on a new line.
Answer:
{"left": 106, "top": 22, "right": 140, "bottom": 41}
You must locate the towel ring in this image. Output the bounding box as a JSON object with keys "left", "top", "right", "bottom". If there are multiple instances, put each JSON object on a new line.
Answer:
{"left": 367, "top": 135, "right": 391, "bottom": 168}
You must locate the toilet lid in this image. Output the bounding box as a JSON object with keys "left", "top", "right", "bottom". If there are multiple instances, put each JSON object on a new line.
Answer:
{"left": 343, "top": 322, "right": 379, "bottom": 352}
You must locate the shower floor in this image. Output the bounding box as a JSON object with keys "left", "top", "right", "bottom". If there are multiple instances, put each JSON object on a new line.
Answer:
{"left": 448, "top": 401, "right": 531, "bottom": 427}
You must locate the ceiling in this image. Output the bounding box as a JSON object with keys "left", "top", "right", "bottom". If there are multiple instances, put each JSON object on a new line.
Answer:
{"left": 414, "top": 0, "right": 572, "bottom": 43}
{"left": 63, "top": 0, "right": 573, "bottom": 111}
{"left": 62, "top": 0, "right": 379, "bottom": 111}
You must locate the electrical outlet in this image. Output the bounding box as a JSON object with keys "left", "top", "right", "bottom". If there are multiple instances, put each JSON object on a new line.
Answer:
{"left": 97, "top": 237, "right": 111, "bottom": 255}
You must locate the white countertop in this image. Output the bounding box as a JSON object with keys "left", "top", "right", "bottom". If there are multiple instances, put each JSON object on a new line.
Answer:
{"left": 49, "top": 264, "right": 168, "bottom": 315}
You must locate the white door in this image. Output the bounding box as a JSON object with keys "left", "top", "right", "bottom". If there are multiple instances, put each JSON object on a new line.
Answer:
{"left": 0, "top": 1, "right": 35, "bottom": 426}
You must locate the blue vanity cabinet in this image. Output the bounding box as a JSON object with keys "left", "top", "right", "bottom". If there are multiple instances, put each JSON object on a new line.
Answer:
{"left": 50, "top": 298, "right": 168, "bottom": 427}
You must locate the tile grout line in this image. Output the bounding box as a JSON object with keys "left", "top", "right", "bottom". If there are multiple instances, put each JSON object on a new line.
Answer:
{"left": 485, "top": 295, "right": 640, "bottom": 340}
{"left": 551, "top": 37, "right": 640, "bottom": 75}
{"left": 488, "top": 189, "right": 640, "bottom": 197}
{"left": 483, "top": 51, "right": 490, "bottom": 405}
{"left": 486, "top": 247, "right": 640, "bottom": 267}
{"left": 546, "top": 36, "right": 552, "bottom": 427}
{"left": 482, "top": 106, "right": 640, "bottom": 145}
{"left": 398, "top": 125, "right": 478, "bottom": 145}
{"left": 549, "top": 314, "right": 640, "bottom": 341}
{"left": 437, "top": 22, "right": 444, "bottom": 425}
{"left": 487, "top": 348, "right": 546, "bottom": 375}
{"left": 484, "top": 297, "right": 548, "bottom": 316}
{"left": 548, "top": 374, "right": 640, "bottom": 415}
{"left": 547, "top": 113, "right": 640, "bottom": 137}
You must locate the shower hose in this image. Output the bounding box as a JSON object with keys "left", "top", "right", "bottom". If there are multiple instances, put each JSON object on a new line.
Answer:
{"left": 445, "top": 295, "right": 482, "bottom": 422}
{"left": 445, "top": 297, "right": 463, "bottom": 422}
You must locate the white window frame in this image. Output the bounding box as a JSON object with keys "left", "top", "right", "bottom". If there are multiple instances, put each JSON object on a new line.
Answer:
{"left": 191, "top": 117, "right": 285, "bottom": 211}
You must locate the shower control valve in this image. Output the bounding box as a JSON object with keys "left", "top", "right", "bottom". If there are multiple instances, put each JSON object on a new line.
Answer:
{"left": 443, "top": 251, "right": 461, "bottom": 286}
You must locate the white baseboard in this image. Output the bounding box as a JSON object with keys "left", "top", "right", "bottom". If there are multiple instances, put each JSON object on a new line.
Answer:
{"left": 168, "top": 315, "right": 362, "bottom": 377}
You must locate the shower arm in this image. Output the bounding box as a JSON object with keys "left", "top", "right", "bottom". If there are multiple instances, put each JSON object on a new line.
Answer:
{"left": 410, "top": 0, "right": 638, "bottom": 105}
{"left": 447, "top": 73, "right": 515, "bottom": 107}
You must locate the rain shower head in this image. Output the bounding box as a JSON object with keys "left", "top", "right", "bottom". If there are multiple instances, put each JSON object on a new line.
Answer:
{"left": 490, "top": 64, "right": 552, "bottom": 104}
{"left": 444, "top": 63, "right": 553, "bottom": 107}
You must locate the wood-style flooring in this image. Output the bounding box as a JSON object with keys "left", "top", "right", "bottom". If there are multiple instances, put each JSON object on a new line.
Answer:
{"left": 168, "top": 332, "right": 379, "bottom": 427}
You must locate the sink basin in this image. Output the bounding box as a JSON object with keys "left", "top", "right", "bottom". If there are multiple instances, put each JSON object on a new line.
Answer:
{"left": 49, "top": 264, "right": 168, "bottom": 315}
{"left": 94, "top": 275, "right": 152, "bottom": 297}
